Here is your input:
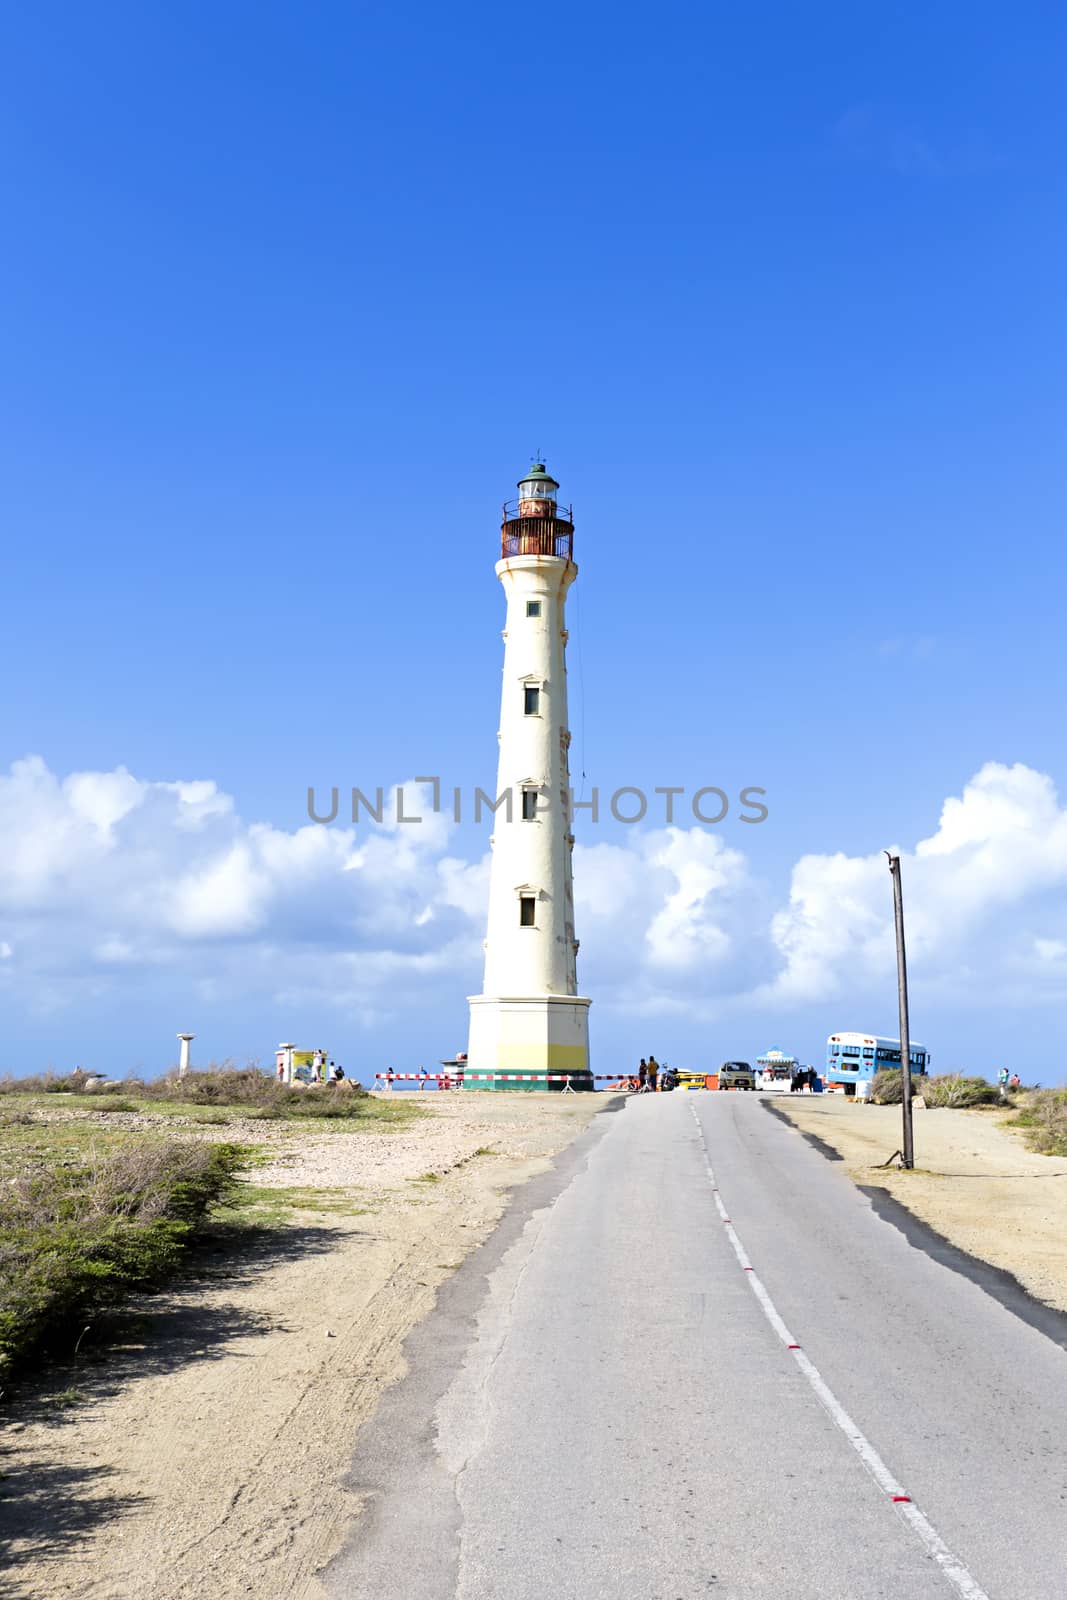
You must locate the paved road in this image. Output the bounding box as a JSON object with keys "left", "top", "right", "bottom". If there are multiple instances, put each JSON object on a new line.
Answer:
{"left": 321, "top": 1093, "right": 1067, "bottom": 1600}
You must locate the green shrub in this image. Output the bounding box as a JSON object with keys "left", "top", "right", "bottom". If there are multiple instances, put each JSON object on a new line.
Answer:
{"left": 283, "top": 1094, "right": 377, "bottom": 1120}
{"left": 1010, "top": 1089, "right": 1067, "bottom": 1156}
{"left": 0, "top": 1140, "right": 247, "bottom": 1379}
{"left": 89, "top": 1099, "right": 139, "bottom": 1115}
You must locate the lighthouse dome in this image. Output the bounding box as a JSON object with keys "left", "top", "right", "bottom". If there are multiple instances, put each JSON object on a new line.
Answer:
{"left": 518, "top": 462, "right": 557, "bottom": 483}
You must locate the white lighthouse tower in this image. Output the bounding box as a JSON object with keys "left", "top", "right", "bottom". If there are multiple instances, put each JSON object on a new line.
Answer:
{"left": 466, "top": 464, "right": 592, "bottom": 1091}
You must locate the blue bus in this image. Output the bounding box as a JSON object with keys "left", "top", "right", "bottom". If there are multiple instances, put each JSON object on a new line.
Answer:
{"left": 825, "top": 1032, "right": 929, "bottom": 1096}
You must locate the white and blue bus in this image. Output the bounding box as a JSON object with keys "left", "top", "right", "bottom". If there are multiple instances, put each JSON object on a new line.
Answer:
{"left": 825, "top": 1033, "right": 929, "bottom": 1095}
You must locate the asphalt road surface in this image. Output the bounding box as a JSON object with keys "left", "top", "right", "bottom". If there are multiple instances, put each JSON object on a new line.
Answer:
{"left": 321, "top": 1093, "right": 1067, "bottom": 1600}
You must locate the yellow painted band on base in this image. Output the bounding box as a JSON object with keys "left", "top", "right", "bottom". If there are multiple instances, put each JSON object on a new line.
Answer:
{"left": 495, "top": 1043, "right": 589, "bottom": 1071}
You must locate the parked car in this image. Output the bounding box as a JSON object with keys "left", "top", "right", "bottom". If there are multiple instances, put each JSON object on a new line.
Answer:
{"left": 718, "top": 1060, "right": 755, "bottom": 1090}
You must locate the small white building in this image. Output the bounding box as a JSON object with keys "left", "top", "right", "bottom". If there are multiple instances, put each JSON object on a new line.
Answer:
{"left": 466, "top": 464, "right": 592, "bottom": 1091}
{"left": 756, "top": 1048, "right": 798, "bottom": 1091}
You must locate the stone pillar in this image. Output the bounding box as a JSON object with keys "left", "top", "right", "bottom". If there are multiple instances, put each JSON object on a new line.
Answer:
{"left": 177, "top": 1033, "right": 194, "bottom": 1078}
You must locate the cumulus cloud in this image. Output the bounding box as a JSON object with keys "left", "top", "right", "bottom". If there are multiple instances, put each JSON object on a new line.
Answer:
{"left": 1, "top": 756, "right": 1065, "bottom": 1035}
{"left": 573, "top": 830, "right": 773, "bottom": 1018}
{"left": 0, "top": 758, "right": 483, "bottom": 1019}
{"left": 766, "top": 763, "right": 1067, "bottom": 1008}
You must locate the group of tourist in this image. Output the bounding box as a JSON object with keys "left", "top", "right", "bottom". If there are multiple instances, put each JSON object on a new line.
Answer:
{"left": 276, "top": 1049, "right": 350, "bottom": 1086}
{"left": 630, "top": 1056, "right": 678, "bottom": 1092}
{"left": 789, "top": 1068, "right": 819, "bottom": 1093}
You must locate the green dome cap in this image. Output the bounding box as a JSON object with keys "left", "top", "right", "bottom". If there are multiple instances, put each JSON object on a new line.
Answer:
{"left": 518, "top": 462, "right": 559, "bottom": 489}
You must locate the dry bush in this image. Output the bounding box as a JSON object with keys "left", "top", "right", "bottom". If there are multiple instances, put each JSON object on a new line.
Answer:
{"left": 872, "top": 1069, "right": 999, "bottom": 1108}
{"left": 1, "top": 1065, "right": 372, "bottom": 1118}
{"left": 921, "top": 1074, "right": 1002, "bottom": 1109}
{"left": 0, "top": 1070, "right": 88, "bottom": 1095}
{"left": 141, "top": 1067, "right": 368, "bottom": 1115}
{"left": 871, "top": 1070, "right": 915, "bottom": 1104}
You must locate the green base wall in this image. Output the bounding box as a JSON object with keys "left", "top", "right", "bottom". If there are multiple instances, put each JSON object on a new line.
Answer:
{"left": 463, "top": 1071, "right": 595, "bottom": 1093}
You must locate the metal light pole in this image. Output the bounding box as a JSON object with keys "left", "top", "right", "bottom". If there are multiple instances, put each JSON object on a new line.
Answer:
{"left": 885, "top": 850, "right": 914, "bottom": 1169}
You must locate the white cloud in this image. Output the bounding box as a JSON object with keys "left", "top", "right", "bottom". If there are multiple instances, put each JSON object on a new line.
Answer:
{"left": 0, "top": 760, "right": 482, "bottom": 1021}
{"left": 643, "top": 830, "right": 747, "bottom": 971}
{"left": 573, "top": 829, "right": 773, "bottom": 1018}
{"left": 1, "top": 756, "right": 1065, "bottom": 1036}
{"left": 765, "top": 763, "right": 1067, "bottom": 1008}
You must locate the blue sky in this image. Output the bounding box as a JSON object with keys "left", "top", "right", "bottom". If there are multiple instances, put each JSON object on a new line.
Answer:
{"left": 3, "top": 2, "right": 1066, "bottom": 1083}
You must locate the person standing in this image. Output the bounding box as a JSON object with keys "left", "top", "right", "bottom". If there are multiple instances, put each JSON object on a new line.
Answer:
{"left": 637, "top": 1059, "right": 647, "bottom": 1093}
{"left": 998, "top": 1067, "right": 1010, "bottom": 1098}
{"left": 647, "top": 1055, "right": 659, "bottom": 1093}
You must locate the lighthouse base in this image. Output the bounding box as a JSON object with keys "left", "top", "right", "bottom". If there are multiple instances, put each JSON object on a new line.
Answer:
{"left": 466, "top": 994, "right": 592, "bottom": 1091}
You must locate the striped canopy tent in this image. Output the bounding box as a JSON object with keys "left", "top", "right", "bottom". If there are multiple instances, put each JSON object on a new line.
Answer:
{"left": 756, "top": 1048, "right": 799, "bottom": 1071}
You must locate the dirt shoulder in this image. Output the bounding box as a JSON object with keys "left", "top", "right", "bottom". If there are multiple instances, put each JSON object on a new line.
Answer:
{"left": 772, "top": 1097, "right": 1067, "bottom": 1313}
{"left": 0, "top": 1092, "right": 610, "bottom": 1600}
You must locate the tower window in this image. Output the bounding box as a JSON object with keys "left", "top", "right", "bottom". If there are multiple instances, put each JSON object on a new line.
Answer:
{"left": 519, "top": 894, "right": 536, "bottom": 927}
{"left": 526, "top": 600, "right": 542, "bottom": 618}
{"left": 523, "top": 685, "right": 540, "bottom": 715}
{"left": 522, "top": 788, "right": 539, "bottom": 820}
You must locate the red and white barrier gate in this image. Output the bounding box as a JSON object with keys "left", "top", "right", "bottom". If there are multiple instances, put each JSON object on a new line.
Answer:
{"left": 374, "top": 1072, "right": 624, "bottom": 1090}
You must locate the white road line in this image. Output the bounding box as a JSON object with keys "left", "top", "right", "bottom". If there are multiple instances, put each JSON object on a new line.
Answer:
{"left": 688, "top": 1102, "right": 992, "bottom": 1600}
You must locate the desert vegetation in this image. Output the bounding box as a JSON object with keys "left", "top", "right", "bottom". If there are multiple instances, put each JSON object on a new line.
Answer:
{"left": 0, "top": 1068, "right": 421, "bottom": 1383}
{"left": 0, "top": 1065, "right": 408, "bottom": 1123}
{"left": 0, "top": 1138, "right": 246, "bottom": 1380}
{"left": 871, "top": 1069, "right": 1003, "bottom": 1107}
{"left": 1009, "top": 1088, "right": 1067, "bottom": 1156}
{"left": 867, "top": 1070, "right": 1067, "bottom": 1156}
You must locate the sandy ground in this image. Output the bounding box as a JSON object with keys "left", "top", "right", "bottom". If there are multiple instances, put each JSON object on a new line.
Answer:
{"left": 0, "top": 1092, "right": 608, "bottom": 1600}
{"left": 774, "top": 1096, "right": 1067, "bottom": 1312}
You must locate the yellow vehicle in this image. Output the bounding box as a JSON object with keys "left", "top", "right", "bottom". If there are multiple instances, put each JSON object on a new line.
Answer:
{"left": 676, "top": 1069, "right": 715, "bottom": 1091}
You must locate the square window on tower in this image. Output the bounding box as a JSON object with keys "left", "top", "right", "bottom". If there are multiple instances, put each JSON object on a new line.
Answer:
{"left": 519, "top": 894, "right": 536, "bottom": 927}
{"left": 522, "top": 788, "right": 539, "bottom": 820}
{"left": 523, "top": 685, "right": 541, "bottom": 715}
{"left": 526, "top": 600, "right": 542, "bottom": 618}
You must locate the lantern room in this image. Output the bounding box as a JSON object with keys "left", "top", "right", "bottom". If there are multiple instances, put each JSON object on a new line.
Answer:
{"left": 501, "top": 461, "right": 574, "bottom": 561}
{"left": 517, "top": 463, "right": 559, "bottom": 518}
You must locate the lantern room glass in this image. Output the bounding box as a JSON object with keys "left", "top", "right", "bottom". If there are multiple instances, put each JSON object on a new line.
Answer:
{"left": 518, "top": 476, "right": 557, "bottom": 503}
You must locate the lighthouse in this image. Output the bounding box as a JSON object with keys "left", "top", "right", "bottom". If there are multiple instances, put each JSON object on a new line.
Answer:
{"left": 466, "top": 464, "right": 592, "bottom": 1091}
